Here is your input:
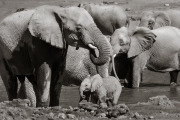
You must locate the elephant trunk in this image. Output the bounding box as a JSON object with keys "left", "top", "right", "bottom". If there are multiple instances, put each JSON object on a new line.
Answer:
{"left": 139, "top": 20, "right": 154, "bottom": 30}
{"left": 82, "top": 24, "right": 112, "bottom": 66}
{"left": 79, "top": 86, "right": 85, "bottom": 98}
{"left": 139, "top": 21, "right": 149, "bottom": 28}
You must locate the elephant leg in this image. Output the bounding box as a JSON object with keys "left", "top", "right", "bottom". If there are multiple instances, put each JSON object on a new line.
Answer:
{"left": 36, "top": 62, "right": 51, "bottom": 107}
{"left": 49, "top": 63, "right": 64, "bottom": 107}
{"left": 169, "top": 70, "right": 178, "bottom": 86}
{"left": 0, "top": 61, "right": 18, "bottom": 100}
{"left": 24, "top": 75, "right": 37, "bottom": 107}
{"left": 1, "top": 74, "right": 18, "bottom": 100}
{"left": 90, "top": 92, "right": 99, "bottom": 104}
{"left": 125, "top": 61, "right": 133, "bottom": 88}
{"left": 99, "top": 96, "right": 107, "bottom": 108}
{"left": 17, "top": 76, "right": 26, "bottom": 99}
{"left": 131, "top": 54, "right": 146, "bottom": 88}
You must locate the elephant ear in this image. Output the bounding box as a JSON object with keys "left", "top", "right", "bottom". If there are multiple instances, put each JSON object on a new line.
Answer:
{"left": 0, "top": 9, "right": 35, "bottom": 51}
{"left": 154, "top": 11, "right": 171, "bottom": 28}
{"left": 28, "top": 5, "right": 64, "bottom": 49}
{"left": 127, "top": 27, "right": 156, "bottom": 58}
{"left": 91, "top": 74, "right": 103, "bottom": 92}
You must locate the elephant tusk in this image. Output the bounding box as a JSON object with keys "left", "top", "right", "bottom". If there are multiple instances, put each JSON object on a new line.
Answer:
{"left": 113, "top": 54, "right": 117, "bottom": 58}
{"left": 88, "top": 44, "right": 97, "bottom": 49}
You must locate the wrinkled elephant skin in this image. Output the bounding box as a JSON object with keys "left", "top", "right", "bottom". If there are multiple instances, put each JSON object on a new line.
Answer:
{"left": 0, "top": 5, "right": 111, "bottom": 107}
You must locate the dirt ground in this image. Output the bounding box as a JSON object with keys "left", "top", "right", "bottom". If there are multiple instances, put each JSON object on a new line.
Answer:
{"left": 0, "top": 0, "right": 180, "bottom": 119}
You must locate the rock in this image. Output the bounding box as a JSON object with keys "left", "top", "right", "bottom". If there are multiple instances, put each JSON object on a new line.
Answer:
{"left": 48, "top": 112, "right": 54, "bottom": 119}
{"left": 111, "top": 109, "right": 120, "bottom": 118}
{"left": 113, "top": 104, "right": 129, "bottom": 114}
{"left": 79, "top": 102, "right": 98, "bottom": 111}
{"left": 97, "top": 113, "right": 106, "bottom": 118}
{"left": 160, "top": 111, "right": 169, "bottom": 115}
{"left": 148, "top": 96, "right": 175, "bottom": 108}
{"left": 164, "top": 4, "right": 169, "bottom": 7}
{"left": 11, "top": 99, "right": 31, "bottom": 107}
{"left": 100, "top": 103, "right": 108, "bottom": 109}
{"left": 51, "top": 106, "right": 62, "bottom": 111}
{"left": 69, "top": 106, "right": 73, "bottom": 110}
{"left": 117, "top": 115, "right": 128, "bottom": 119}
{"left": 134, "top": 112, "right": 144, "bottom": 119}
{"left": 67, "top": 114, "right": 76, "bottom": 119}
{"left": 58, "top": 113, "right": 67, "bottom": 119}
{"left": 149, "top": 116, "right": 154, "bottom": 119}
{"left": 73, "top": 107, "right": 79, "bottom": 111}
{"left": 125, "top": 7, "right": 131, "bottom": 11}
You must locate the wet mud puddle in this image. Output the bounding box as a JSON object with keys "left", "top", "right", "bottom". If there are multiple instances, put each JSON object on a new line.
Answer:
{"left": 59, "top": 85, "right": 180, "bottom": 107}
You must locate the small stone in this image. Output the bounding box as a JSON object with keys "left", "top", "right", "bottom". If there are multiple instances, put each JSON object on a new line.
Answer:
{"left": 111, "top": 109, "right": 120, "bottom": 118}
{"left": 91, "top": 110, "right": 95, "bottom": 113}
{"left": 125, "top": 8, "right": 131, "bottom": 11}
{"left": 51, "top": 106, "right": 62, "bottom": 111}
{"left": 67, "top": 114, "right": 76, "bottom": 119}
{"left": 73, "top": 107, "right": 79, "bottom": 111}
{"left": 100, "top": 103, "right": 108, "bottom": 109}
{"left": 134, "top": 112, "right": 143, "bottom": 119}
{"left": 97, "top": 113, "right": 106, "bottom": 118}
{"left": 164, "top": 4, "right": 169, "bottom": 7}
{"left": 48, "top": 112, "right": 54, "bottom": 119}
{"left": 117, "top": 115, "right": 128, "bottom": 119}
{"left": 160, "top": 111, "right": 168, "bottom": 115}
{"left": 58, "top": 113, "right": 67, "bottom": 119}
{"left": 80, "top": 108, "right": 85, "bottom": 112}
{"left": 148, "top": 116, "right": 154, "bottom": 119}
{"left": 69, "top": 106, "right": 73, "bottom": 110}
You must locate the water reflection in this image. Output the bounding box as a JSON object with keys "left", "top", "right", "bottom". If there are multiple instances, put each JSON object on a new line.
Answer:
{"left": 0, "top": 81, "right": 179, "bottom": 108}
{"left": 59, "top": 85, "right": 180, "bottom": 107}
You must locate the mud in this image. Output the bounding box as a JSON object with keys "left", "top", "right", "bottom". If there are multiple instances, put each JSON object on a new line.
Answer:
{"left": 0, "top": 96, "right": 180, "bottom": 120}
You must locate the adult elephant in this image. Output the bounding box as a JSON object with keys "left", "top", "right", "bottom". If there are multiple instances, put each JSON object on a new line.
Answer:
{"left": 110, "top": 26, "right": 180, "bottom": 88}
{"left": 0, "top": 5, "right": 111, "bottom": 107}
{"left": 64, "top": 3, "right": 128, "bottom": 85}
{"left": 78, "top": 3, "right": 129, "bottom": 35}
{"left": 139, "top": 9, "right": 180, "bottom": 29}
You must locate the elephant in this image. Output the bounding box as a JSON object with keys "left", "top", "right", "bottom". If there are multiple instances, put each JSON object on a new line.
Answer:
{"left": 78, "top": 3, "right": 129, "bottom": 35}
{"left": 79, "top": 74, "right": 122, "bottom": 108}
{"left": 110, "top": 26, "right": 180, "bottom": 88}
{"left": 63, "top": 45, "right": 111, "bottom": 86}
{"left": 62, "top": 3, "right": 128, "bottom": 86}
{"left": 139, "top": 10, "right": 180, "bottom": 30}
{"left": 0, "top": 5, "right": 112, "bottom": 107}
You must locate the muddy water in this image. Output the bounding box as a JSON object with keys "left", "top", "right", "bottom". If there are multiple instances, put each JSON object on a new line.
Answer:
{"left": 0, "top": 70, "right": 180, "bottom": 107}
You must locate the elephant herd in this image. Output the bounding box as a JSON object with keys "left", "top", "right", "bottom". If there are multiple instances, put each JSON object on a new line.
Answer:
{"left": 0, "top": 3, "right": 179, "bottom": 107}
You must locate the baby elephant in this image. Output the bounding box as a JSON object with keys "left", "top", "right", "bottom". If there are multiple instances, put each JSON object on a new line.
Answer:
{"left": 79, "top": 74, "right": 122, "bottom": 108}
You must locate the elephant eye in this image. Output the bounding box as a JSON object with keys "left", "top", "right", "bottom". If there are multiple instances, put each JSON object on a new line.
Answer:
{"left": 76, "top": 26, "right": 82, "bottom": 32}
{"left": 119, "top": 40, "right": 125, "bottom": 46}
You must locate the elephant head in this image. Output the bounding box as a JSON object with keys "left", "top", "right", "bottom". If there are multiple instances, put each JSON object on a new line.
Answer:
{"left": 139, "top": 11, "right": 171, "bottom": 30}
{"left": 0, "top": 5, "right": 111, "bottom": 65}
{"left": 80, "top": 74, "right": 103, "bottom": 99}
{"left": 110, "top": 27, "right": 156, "bottom": 58}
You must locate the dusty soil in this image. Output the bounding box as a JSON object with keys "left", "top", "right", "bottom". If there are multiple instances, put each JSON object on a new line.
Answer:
{"left": 0, "top": 0, "right": 180, "bottom": 119}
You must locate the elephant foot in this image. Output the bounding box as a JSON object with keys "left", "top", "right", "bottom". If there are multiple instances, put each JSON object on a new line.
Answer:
{"left": 37, "top": 102, "right": 49, "bottom": 107}
{"left": 170, "top": 82, "right": 177, "bottom": 87}
{"left": 123, "top": 82, "right": 132, "bottom": 88}
{"left": 100, "top": 103, "right": 108, "bottom": 109}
